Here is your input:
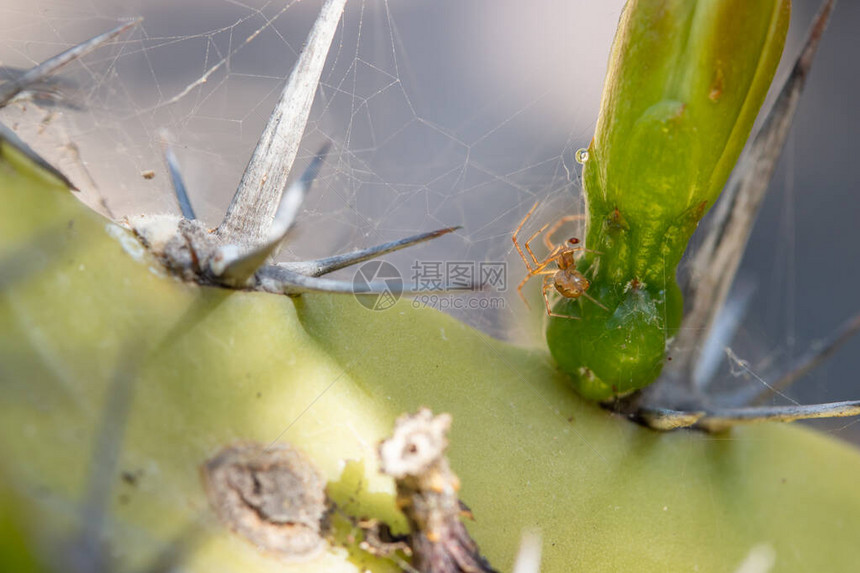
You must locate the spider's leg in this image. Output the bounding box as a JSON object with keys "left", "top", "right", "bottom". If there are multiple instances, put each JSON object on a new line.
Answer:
{"left": 162, "top": 139, "right": 196, "bottom": 220}
{"left": 209, "top": 145, "right": 329, "bottom": 286}
{"left": 517, "top": 255, "right": 563, "bottom": 309}
{"left": 0, "top": 20, "right": 139, "bottom": 108}
{"left": 581, "top": 291, "right": 609, "bottom": 312}
{"left": 517, "top": 268, "right": 555, "bottom": 308}
{"left": 530, "top": 247, "right": 565, "bottom": 274}
{"left": 278, "top": 226, "right": 459, "bottom": 277}
{"left": 512, "top": 201, "right": 539, "bottom": 272}
{"left": 256, "top": 264, "right": 479, "bottom": 295}
{"left": 524, "top": 222, "right": 550, "bottom": 268}
{"left": 542, "top": 214, "right": 585, "bottom": 250}
{"left": 516, "top": 272, "right": 534, "bottom": 309}
{"left": 541, "top": 275, "right": 580, "bottom": 320}
{"left": 541, "top": 276, "right": 555, "bottom": 316}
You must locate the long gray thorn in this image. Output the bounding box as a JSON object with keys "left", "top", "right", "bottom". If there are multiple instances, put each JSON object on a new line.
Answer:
{"left": 257, "top": 264, "right": 483, "bottom": 296}
{"left": 0, "top": 121, "right": 75, "bottom": 189}
{"left": 278, "top": 226, "right": 460, "bottom": 277}
{"left": 743, "top": 310, "right": 860, "bottom": 406}
{"left": 695, "top": 400, "right": 860, "bottom": 433}
{"left": 0, "top": 19, "right": 140, "bottom": 108}
{"left": 268, "top": 142, "right": 331, "bottom": 239}
{"left": 133, "top": 522, "right": 202, "bottom": 573}
{"left": 634, "top": 408, "right": 706, "bottom": 432}
{"left": 217, "top": 0, "right": 347, "bottom": 246}
{"left": 0, "top": 66, "right": 82, "bottom": 109}
{"left": 0, "top": 225, "right": 69, "bottom": 289}
{"left": 672, "top": 0, "right": 835, "bottom": 382}
{"left": 209, "top": 145, "right": 331, "bottom": 285}
{"left": 68, "top": 298, "right": 225, "bottom": 573}
{"left": 692, "top": 280, "right": 755, "bottom": 391}
{"left": 163, "top": 143, "right": 196, "bottom": 220}
{"left": 298, "top": 142, "right": 330, "bottom": 190}
{"left": 635, "top": 399, "right": 860, "bottom": 432}
{"left": 68, "top": 349, "right": 138, "bottom": 573}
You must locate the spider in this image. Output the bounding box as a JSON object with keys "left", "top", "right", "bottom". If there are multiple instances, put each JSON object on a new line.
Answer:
{"left": 512, "top": 201, "right": 602, "bottom": 319}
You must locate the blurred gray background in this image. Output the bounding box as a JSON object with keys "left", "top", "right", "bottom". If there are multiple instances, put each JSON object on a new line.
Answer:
{"left": 1, "top": 0, "right": 857, "bottom": 442}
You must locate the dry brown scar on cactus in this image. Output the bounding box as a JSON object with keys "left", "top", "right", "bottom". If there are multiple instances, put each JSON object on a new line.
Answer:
{"left": 201, "top": 442, "right": 329, "bottom": 561}
{"left": 379, "top": 409, "right": 498, "bottom": 573}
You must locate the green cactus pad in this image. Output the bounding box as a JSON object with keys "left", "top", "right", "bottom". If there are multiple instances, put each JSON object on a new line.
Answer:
{"left": 3, "top": 116, "right": 860, "bottom": 572}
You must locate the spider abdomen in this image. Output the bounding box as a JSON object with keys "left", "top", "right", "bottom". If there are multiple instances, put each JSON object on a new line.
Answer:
{"left": 554, "top": 270, "right": 589, "bottom": 299}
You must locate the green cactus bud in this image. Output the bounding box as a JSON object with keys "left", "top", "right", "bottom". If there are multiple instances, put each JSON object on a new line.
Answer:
{"left": 548, "top": 0, "right": 791, "bottom": 400}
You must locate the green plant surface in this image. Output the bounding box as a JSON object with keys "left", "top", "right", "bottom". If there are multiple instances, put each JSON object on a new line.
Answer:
{"left": 3, "top": 126, "right": 860, "bottom": 572}
{"left": 547, "top": 0, "right": 790, "bottom": 400}
{"left": 0, "top": 474, "right": 44, "bottom": 573}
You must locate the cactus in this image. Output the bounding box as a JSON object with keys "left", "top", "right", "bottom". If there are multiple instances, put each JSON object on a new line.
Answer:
{"left": 2, "top": 1, "right": 860, "bottom": 572}
{"left": 531, "top": 0, "right": 860, "bottom": 433}
{"left": 546, "top": 0, "right": 790, "bottom": 399}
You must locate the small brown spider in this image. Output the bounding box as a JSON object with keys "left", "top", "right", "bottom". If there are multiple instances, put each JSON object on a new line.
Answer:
{"left": 512, "top": 202, "right": 601, "bottom": 319}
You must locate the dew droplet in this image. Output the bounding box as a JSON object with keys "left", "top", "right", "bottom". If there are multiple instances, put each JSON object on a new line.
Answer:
{"left": 575, "top": 148, "right": 589, "bottom": 164}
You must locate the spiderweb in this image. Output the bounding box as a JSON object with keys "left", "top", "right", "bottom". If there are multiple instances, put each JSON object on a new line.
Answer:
{"left": 0, "top": 0, "right": 626, "bottom": 339}
{"left": 1, "top": 0, "right": 858, "bottom": 441}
